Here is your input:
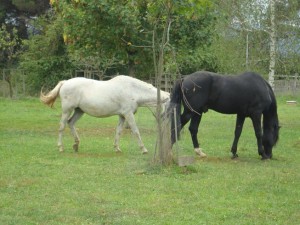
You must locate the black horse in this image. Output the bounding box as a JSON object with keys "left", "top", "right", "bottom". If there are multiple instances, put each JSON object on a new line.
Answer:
{"left": 169, "top": 71, "right": 280, "bottom": 160}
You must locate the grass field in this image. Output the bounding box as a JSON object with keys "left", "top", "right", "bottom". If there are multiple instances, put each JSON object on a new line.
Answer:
{"left": 0, "top": 95, "right": 299, "bottom": 225}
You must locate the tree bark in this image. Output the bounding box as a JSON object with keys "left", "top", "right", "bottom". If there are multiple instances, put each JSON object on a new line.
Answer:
{"left": 268, "top": 0, "right": 276, "bottom": 90}
{"left": 153, "top": 11, "right": 173, "bottom": 165}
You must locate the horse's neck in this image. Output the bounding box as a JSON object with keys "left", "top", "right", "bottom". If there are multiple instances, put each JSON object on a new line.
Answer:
{"left": 263, "top": 111, "right": 278, "bottom": 130}
{"left": 115, "top": 77, "right": 168, "bottom": 106}
{"left": 136, "top": 88, "right": 158, "bottom": 106}
{"left": 129, "top": 82, "right": 158, "bottom": 106}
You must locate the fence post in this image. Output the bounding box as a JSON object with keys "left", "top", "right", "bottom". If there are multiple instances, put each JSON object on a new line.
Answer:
{"left": 22, "top": 70, "right": 25, "bottom": 95}
{"left": 2, "top": 69, "right": 4, "bottom": 97}
{"left": 293, "top": 73, "right": 298, "bottom": 95}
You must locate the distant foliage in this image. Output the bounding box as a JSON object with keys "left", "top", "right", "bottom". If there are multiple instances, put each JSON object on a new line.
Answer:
{"left": 19, "top": 14, "right": 72, "bottom": 93}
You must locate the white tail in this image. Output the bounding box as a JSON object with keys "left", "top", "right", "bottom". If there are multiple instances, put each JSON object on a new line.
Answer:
{"left": 40, "top": 81, "right": 65, "bottom": 107}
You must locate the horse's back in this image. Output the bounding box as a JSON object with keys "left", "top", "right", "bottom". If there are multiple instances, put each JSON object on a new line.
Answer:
{"left": 59, "top": 77, "right": 130, "bottom": 116}
{"left": 213, "top": 72, "right": 272, "bottom": 114}
{"left": 184, "top": 71, "right": 273, "bottom": 115}
{"left": 234, "top": 72, "right": 271, "bottom": 102}
{"left": 60, "top": 77, "right": 109, "bottom": 100}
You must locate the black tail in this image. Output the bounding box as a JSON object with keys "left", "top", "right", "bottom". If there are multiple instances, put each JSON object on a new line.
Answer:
{"left": 169, "top": 79, "right": 183, "bottom": 144}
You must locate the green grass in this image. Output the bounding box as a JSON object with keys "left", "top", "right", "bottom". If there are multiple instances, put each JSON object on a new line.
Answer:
{"left": 0, "top": 96, "right": 299, "bottom": 225}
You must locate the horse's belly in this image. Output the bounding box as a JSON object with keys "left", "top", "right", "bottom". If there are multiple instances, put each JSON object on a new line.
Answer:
{"left": 84, "top": 108, "right": 119, "bottom": 118}
{"left": 79, "top": 102, "right": 121, "bottom": 117}
{"left": 213, "top": 107, "right": 237, "bottom": 114}
{"left": 210, "top": 102, "right": 243, "bottom": 114}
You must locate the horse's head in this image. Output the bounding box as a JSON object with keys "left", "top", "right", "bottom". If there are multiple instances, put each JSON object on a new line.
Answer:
{"left": 161, "top": 90, "right": 170, "bottom": 101}
{"left": 263, "top": 115, "right": 280, "bottom": 158}
{"left": 160, "top": 90, "right": 170, "bottom": 109}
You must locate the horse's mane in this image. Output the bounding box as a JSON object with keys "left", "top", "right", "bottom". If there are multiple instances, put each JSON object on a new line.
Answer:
{"left": 112, "top": 75, "right": 154, "bottom": 89}
{"left": 261, "top": 79, "right": 278, "bottom": 118}
{"left": 263, "top": 79, "right": 280, "bottom": 145}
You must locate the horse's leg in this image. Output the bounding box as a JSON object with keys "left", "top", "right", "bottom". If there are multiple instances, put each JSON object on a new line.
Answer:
{"left": 189, "top": 114, "right": 206, "bottom": 157}
{"left": 124, "top": 112, "right": 148, "bottom": 154}
{"left": 58, "top": 110, "right": 72, "bottom": 152}
{"left": 171, "top": 109, "right": 191, "bottom": 145}
{"left": 68, "top": 108, "right": 84, "bottom": 152}
{"left": 231, "top": 114, "right": 245, "bottom": 159}
{"left": 251, "top": 113, "right": 268, "bottom": 159}
{"left": 114, "top": 115, "right": 125, "bottom": 153}
{"left": 180, "top": 109, "right": 192, "bottom": 129}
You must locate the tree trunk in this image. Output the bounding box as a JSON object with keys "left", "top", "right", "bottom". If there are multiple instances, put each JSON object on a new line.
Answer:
{"left": 153, "top": 16, "right": 173, "bottom": 166}
{"left": 268, "top": 0, "right": 276, "bottom": 90}
{"left": 128, "top": 58, "right": 135, "bottom": 77}
{"left": 127, "top": 49, "right": 137, "bottom": 77}
{"left": 4, "top": 71, "right": 13, "bottom": 98}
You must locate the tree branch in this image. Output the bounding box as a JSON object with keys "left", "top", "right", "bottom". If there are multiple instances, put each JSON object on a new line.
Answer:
{"left": 121, "top": 37, "right": 152, "bottom": 48}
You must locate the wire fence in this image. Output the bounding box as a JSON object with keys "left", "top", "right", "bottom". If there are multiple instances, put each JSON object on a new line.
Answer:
{"left": 274, "top": 74, "right": 300, "bottom": 94}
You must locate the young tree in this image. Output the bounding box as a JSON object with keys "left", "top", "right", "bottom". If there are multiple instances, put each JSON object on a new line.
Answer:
{"left": 0, "top": 24, "right": 20, "bottom": 97}
{"left": 146, "top": 0, "right": 214, "bottom": 165}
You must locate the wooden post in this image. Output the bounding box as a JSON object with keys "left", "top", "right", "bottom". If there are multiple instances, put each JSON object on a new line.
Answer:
{"left": 2, "top": 69, "right": 4, "bottom": 97}
{"left": 293, "top": 73, "right": 298, "bottom": 95}
{"left": 174, "top": 107, "right": 178, "bottom": 158}
{"left": 174, "top": 106, "right": 195, "bottom": 167}
{"left": 22, "top": 70, "right": 25, "bottom": 95}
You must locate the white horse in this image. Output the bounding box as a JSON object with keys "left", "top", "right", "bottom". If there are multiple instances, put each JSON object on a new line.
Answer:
{"left": 40, "top": 75, "right": 170, "bottom": 154}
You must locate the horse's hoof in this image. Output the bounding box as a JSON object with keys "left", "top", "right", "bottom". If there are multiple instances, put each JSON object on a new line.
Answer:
{"left": 199, "top": 152, "right": 207, "bottom": 158}
{"left": 261, "top": 156, "right": 270, "bottom": 160}
{"left": 140, "top": 147, "right": 148, "bottom": 154}
{"left": 194, "top": 148, "right": 207, "bottom": 157}
{"left": 114, "top": 145, "right": 122, "bottom": 153}
{"left": 231, "top": 154, "right": 238, "bottom": 159}
{"left": 261, "top": 153, "right": 270, "bottom": 160}
{"left": 73, "top": 144, "right": 79, "bottom": 152}
{"left": 115, "top": 149, "right": 122, "bottom": 153}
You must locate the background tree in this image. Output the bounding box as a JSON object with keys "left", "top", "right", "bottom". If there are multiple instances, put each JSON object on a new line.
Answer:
{"left": 14, "top": 0, "right": 216, "bottom": 94}
{"left": 211, "top": 0, "right": 300, "bottom": 88}
{"left": 0, "top": 0, "right": 50, "bottom": 39}
{"left": 50, "top": 0, "right": 216, "bottom": 80}
{"left": 268, "top": 0, "right": 276, "bottom": 89}
{"left": 211, "top": 0, "right": 271, "bottom": 75}
{"left": 168, "top": 2, "right": 217, "bottom": 74}
{"left": 0, "top": 0, "right": 51, "bottom": 95}
{"left": 0, "top": 24, "right": 20, "bottom": 97}
{"left": 52, "top": 0, "right": 143, "bottom": 77}
{"left": 19, "top": 12, "right": 71, "bottom": 93}
{"left": 275, "top": 0, "right": 300, "bottom": 77}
